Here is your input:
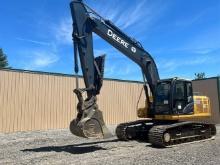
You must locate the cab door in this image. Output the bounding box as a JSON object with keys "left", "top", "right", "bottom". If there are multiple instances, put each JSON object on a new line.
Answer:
{"left": 173, "top": 81, "right": 193, "bottom": 115}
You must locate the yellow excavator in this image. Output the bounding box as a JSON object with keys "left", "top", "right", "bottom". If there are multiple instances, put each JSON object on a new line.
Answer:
{"left": 69, "top": 0, "right": 216, "bottom": 147}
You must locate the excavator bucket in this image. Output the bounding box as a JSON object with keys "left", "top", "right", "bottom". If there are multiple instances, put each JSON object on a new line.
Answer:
{"left": 69, "top": 89, "right": 112, "bottom": 139}
{"left": 69, "top": 109, "right": 112, "bottom": 138}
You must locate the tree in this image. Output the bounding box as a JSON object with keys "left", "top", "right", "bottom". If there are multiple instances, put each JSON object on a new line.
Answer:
{"left": 0, "top": 48, "right": 9, "bottom": 68}
{"left": 194, "top": 72, "right": 206, "bottom": 80}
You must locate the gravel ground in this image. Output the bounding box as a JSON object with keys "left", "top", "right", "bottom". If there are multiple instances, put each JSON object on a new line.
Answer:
{"left": 0, "top": 125, "right": 220, "bottom": 165}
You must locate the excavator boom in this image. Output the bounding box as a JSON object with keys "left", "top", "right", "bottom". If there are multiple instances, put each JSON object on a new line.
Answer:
{"left": 69, "top": 0, "right": 159, "bottom": 138}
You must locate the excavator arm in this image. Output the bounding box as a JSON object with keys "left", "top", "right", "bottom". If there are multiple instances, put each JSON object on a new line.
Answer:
{"left": 69, "top": 0, "right": 159, "bottom": 138}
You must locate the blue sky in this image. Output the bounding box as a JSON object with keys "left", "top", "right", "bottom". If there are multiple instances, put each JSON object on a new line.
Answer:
{"left": 0, "top": 0, "right": 220, "bottom": 81}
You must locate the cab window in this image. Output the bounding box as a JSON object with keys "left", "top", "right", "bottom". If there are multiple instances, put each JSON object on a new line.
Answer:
{"left": 155, "top": 82, "right": 170, "bottom": 105}
{"left": 175, "top": 82, "right": 185, "bottom": 100}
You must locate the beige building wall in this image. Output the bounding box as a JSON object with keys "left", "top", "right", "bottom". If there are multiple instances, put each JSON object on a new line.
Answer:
{"left": 0, "top": 69, "right": 145, "bottom": 133}
{"left": 192, "top": 78, "right": 220, "bottom": 124}
{"left": 0, "top": 69, "right": 219, "bottom": 133}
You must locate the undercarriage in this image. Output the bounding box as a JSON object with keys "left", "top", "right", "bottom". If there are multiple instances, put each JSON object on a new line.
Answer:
{"left": 116, "top": 120, "right": 216, "bottom": 147}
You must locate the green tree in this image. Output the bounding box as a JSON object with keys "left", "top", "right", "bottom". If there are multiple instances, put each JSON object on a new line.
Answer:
{"left": 194, "top": 72, "right": 206, "bottom": 80}
{"left": 0, "top": 48, "right": 9, "bottom": 68}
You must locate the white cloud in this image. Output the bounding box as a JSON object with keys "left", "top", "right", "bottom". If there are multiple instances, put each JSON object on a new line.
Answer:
{"left": 170, "top": 23, "right": 220, "bottom": 54}
{"left": 54, "top": 17, "right": 100, "bottom": 45}
{"left": 54, "top": 18, "right": 72, "bottom": 45}
{"left": 118, "top": 0, "right": 149, "bottom": 29}
{"left": 104, "top": 65, "right": 116, "bottom": 77}
{"left": 54, "top": 0, "right": 168, "bottom": 45}
{"left": 32, "top": 53, "right": 58, "bottom": 67}
{"left": 153, "top": 47, "right": 219, "bottom": 55}
{"left": 101, "top": 0, "right": 165, "bottom": 35}
{"left": 157, "top": 54, "right": 219, "bottom": 72}
{"left": 93, "top": 48, "right": 143, "bottom": 80}
{"left": 191, "top": 48, "right": 217, "bottom": 55}
{"left": 174, "top": 11, "right": 205, "bottom": 28}
{"left": 188, "top": 30, "right": 220, "bottom": 51}
{"left": 105, "top": 62, "right": 137, "bottom": 79}
{"left": 94, "top": 48, "right": 118, "bottom": 57}
{"left": 20, "top": 50, "right": 59, "bottom": 70}
{"left": 16, "top": 37, "right": 51, "bottom": 46}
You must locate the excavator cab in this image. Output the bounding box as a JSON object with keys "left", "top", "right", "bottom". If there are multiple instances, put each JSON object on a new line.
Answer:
{"left": 154, "top": 78, "right": 194, "bottom": 116}
{"left": 154, "top": 78, "right": 212, "bottom": 121}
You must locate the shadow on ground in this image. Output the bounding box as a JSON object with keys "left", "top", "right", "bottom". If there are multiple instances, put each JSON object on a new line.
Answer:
{"left": 22, "top": 139, "right": 119, "bottom": 154}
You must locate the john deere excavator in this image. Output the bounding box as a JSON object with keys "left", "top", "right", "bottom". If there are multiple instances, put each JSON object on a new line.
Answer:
{"left": 69, "top": 0, "right": 216, "bottom": 147}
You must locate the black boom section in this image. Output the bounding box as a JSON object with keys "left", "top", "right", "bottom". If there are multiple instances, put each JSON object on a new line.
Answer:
{"left": 70, "top": 0, "right": 160, "bottom": 98}
{"left": 94, "top": 55, "right": 105, "bottom": 95}
{"left": 70, "top": 0, "right": 96, "bottom": 97}
{"left": 91, "top": 18, "right": 159, "bottom": 95}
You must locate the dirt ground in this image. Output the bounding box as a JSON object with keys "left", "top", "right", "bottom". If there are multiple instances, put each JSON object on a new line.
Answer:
{"left": 0, "top": 125, "right": 220, "bottom": 165}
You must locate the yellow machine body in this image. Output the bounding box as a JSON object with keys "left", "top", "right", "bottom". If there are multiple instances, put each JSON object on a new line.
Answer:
{"left": 137, "top": 95, "right": 211, "bottom": 120}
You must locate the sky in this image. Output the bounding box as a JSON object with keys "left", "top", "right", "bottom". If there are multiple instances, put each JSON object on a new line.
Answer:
{"left": 0, "top": 0, "right": 220, "bottom": 81}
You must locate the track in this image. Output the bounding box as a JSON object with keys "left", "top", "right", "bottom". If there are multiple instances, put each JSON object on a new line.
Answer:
{"left": 116, "top": 119, "right": 153, "bottom": 141}
{"left": 116, "top": 120, "right": 217, "bottom": 147}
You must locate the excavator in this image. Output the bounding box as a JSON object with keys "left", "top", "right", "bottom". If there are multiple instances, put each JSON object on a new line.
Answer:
{"left": 69, "top": 0, "right": 216, "bottom": 147}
